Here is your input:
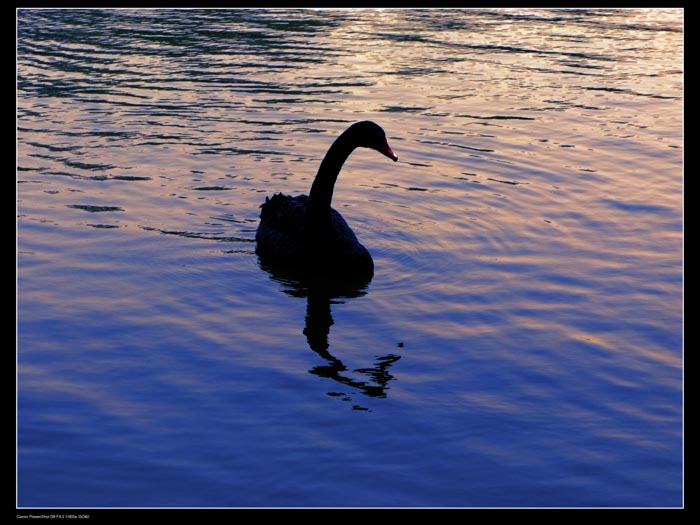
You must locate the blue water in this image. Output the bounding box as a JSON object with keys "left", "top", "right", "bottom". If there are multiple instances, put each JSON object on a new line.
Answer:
{"left": 17, "top": 8, "right": 683, "bottom": 508}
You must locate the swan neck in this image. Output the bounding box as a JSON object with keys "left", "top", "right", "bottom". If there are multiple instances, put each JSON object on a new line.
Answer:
{"left": 307, "top": 132, "right": 356, "bottom": 219}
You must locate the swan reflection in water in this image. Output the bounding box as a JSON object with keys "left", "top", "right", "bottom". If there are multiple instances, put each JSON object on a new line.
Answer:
{"left": 258, "top": 261, "right": 401, "bottom": 410}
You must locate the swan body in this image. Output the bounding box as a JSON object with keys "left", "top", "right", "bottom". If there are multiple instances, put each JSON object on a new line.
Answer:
{"left": 256, "top": 121, "right": 397, "bottom": 279}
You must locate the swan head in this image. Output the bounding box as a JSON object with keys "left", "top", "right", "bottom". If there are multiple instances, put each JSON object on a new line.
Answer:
{"left": 349, "top": 121, "right": 398, "bottom": 162}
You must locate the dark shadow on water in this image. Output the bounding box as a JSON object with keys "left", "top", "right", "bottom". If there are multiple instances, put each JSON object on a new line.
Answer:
{"left": 258, "top": 258, "right": 401, "bottom": 411}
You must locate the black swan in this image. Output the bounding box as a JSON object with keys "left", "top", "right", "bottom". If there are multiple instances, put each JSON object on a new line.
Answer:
{"left": 255, "top": 121, "right": 398, "bottom": 278}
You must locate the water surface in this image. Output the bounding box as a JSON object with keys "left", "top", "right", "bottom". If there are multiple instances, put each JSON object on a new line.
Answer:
{"left": 17, "top": 8, "right": 683, "bottom": 508}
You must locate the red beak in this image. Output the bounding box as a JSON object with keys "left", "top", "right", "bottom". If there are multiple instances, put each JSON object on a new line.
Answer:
{"left": 380, "top": 139, "right": 398, "bottom": 162}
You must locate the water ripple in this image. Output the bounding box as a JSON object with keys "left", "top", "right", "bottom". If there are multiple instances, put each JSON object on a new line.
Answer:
{"left": 17, "top": 8, "right": 682, "bottom": 508}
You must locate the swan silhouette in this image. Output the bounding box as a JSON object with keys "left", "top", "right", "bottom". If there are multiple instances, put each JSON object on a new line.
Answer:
{"left": 255, "top": 121, "right": 398, "bottom": 279}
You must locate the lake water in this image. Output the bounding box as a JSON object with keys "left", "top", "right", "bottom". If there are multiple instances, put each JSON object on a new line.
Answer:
{"left": 17, "top": 8, "right": 683, "bottom": 508}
